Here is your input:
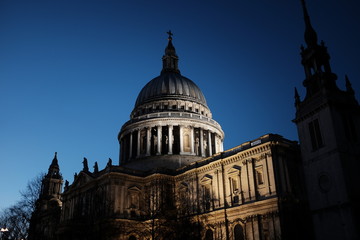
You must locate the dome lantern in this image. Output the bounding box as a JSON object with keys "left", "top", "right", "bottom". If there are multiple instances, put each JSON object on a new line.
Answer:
{"left": 161, "top": 30, "right": 180, "bottom": 74}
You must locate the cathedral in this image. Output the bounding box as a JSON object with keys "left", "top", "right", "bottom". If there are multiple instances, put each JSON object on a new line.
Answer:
{"left": 29, "top": 1, "right": 360, "bottom": 240}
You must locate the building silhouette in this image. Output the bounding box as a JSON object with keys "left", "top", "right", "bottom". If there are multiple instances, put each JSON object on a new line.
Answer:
{"left": 29, "top": 1, "right": 359, "bottom": 240}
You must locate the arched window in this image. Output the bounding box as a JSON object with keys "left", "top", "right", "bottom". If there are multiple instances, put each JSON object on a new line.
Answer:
{"left": 128, "top": 236, "right": 136, "bottom": 240}
{"left": 234, "top": 224, "right": 244, "bottom": 240}
{"left": 205, "top": 229, "right": 213, "bottom": 240}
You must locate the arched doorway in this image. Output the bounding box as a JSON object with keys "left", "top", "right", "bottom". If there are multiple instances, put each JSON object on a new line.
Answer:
{"left": 234, "top": 224, "right": 244, "bottom": 240}
{"left": 205, "top": 229, "right": 213, "bottom": 240}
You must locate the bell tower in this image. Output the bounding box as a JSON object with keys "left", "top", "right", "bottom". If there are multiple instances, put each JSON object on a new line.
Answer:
{"left": 293, "top": 1, "right": 360, "bottom": 239}
{"left": 28, "top": 153, "right": 63, "bottom": 240}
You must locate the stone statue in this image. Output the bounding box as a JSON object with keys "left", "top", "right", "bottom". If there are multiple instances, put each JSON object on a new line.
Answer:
{"left": 82, "top": 157, "right": 89, "bottom": 172}
{"left": 64, "top": 180, "right": 69, "bottom": 189}
{"left": 107, "top": 158, "right": 112, "bottom": 168}
{"left": 154, "top": 135, "right": 158, "bottom": 152}
{"left": 195, "top": 137, "right": 200, "bottom": 155}
{"left": 93, "top": 161, "right": 99, "bottom": 173}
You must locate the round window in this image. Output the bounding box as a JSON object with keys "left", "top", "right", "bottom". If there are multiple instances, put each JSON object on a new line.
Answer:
{"left": 318, "top": 173, "right": 331, "bottom": 192}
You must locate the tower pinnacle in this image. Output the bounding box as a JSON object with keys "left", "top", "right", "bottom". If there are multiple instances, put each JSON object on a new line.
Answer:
{"left": 47, "top": 152, "right": 60, "bottom": 178}
{"left": 301, "top": 0, "right": 318, "bottom": 47}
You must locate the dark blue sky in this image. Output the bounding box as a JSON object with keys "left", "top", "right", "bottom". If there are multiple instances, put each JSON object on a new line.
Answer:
{"left": 1, "top": 0, "right": 359, "bottom": 210}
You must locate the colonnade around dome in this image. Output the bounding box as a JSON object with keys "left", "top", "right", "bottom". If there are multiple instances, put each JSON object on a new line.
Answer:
{"left": 120, "top": 121, "right": 224, "bottom": 165}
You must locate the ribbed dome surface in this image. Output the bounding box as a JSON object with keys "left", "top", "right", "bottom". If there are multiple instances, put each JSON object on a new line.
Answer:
{"left": 135, "top": 72, "right": 207, "bottom": 107}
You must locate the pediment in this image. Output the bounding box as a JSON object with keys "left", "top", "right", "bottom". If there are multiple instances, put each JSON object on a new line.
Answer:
{"left": 228, "top": 165, "right": 241, "bottom": 175}
{"left": 200, "top": 174, "right": 212, "bottom": 184}
{"left": 71, "top": 172, "right": 94, "bottom": 188}
{"left": 179, "top": 182, "right": 189, "bottom": 190}
{"left": 128, "top": 185, "right": 141, "bottom": 192}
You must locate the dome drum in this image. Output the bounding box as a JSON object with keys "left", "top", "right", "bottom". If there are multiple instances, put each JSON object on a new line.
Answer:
{"left": 119, "top": 118, "right": 224, "bottom": 170}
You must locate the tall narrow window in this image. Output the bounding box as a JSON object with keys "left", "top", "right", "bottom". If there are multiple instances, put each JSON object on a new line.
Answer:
{"left": 255, "top": 167, "right": 264, "bottom": 185}
{"left": 203, "top": 185, "right": 211, "bottom": 211}
{"left": 205, "top": 229, "right": 214, "bottom": 240}
{"left": 234, "top": 224, "right": 245, "bottom": 240}
{"left": 342, "top": 115, "right": 358, "bottom": 142}
{"left": 231, "top": 178, "right": 239, "bottom": 192}
{"left": 309, "top": 119, "right": 323, "bottom": 150}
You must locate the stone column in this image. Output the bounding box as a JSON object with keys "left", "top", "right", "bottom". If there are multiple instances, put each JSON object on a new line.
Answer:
{"left": 157, "top": 126, "right": 162, "bottom": 155}
{"left": 246, "top": 220, "right": 255, "bottom": 240}
{"left": 129, "top": 132, "right": 133, "bottom": 159}
{"left": 146, "top": 127, "right": 151, "bottom": 156}
{"left": 242, "top": 160, "right": 250, "bottom": 202}
{"left": 190, "top": 126, "right": 195, "bottom": 155}
{"left": 200, "top": 128, "right": 205, "bottom": 157}
{"left": 137, "top": 129, "right": 141, "bottom": 157}
{"left": 179, "top": 125, "right": 184, "bottom": 154}
{"left": 212, "top": 134, "right": 217, "bottom": 154}
{"left": 208, "top": 131, "right": 213, "bottom": 156}
{"left": 168, "top": 125, "right": 173, "bottom": 154}
{"left": 247, "top": 159, "right": 256, "bottom": 200}
{"left": 253, "top": 215, "right": 260, "bottom": 240}
{"left": 266, "top": 153, "right": 276, "bottom": 195}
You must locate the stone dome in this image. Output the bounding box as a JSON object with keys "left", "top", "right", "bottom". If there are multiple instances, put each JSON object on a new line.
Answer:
{"left": 118, "top": 32, "right": 224, "bottom": 171}
{"left": 135, "top": 72, "right": 207, "bottom": 108}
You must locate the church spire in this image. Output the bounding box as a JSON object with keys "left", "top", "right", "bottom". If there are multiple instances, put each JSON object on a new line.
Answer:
{"left": 161, "top": 30, "right": 180, "bottom": 74}
{"left": 40, "top": 153, "right": 63, "bottom": 199}
{"left": 345, "top": 75, "right": 355, "bottom": 95}
{"left": 299, "top": 0, "right": 337, "bottom": 98}
{"left": 301, "top": 0, "right": 318, "bottom": 47}
{"left": 47, "top": 152, "right": 61, "bottom": 179}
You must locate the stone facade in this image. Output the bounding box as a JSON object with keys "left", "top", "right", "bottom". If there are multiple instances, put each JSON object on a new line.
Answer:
{"left": 29, "top": 2, "right": 360, "bottom": 240}
{"left": 54, "top": 134, "right": 307, "bottom": 240}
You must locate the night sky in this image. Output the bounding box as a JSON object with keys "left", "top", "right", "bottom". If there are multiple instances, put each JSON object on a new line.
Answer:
{"left": 1, "top": 0, "right": 359, "bottom": 210}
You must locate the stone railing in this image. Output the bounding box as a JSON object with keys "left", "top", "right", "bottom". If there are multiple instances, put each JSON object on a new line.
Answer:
{"left": 122, "top": 111, "right": 221, "bottom": 129}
